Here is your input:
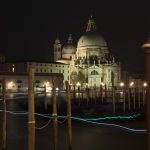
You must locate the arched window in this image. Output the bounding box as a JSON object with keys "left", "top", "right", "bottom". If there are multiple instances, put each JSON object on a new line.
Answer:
{"left": 91, "top": 70, "right": 98, "bottom": 75}
{"left": 35, "top": 80, "right": 41, "bottom": 84}
{"left": 16, "top": 80, "right": 22, "bottom": 84}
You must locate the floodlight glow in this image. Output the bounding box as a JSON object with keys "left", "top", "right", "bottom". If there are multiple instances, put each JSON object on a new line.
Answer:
{"left": 85, "top": 83, "right": 89, "bottom": 87}
{"left": 129, "top": 81, "right": 134, "bottom": 87}
{"left": 7, "top": 81, "right": 14, "bottom": 89}
{"left": 76, "top": 82, "right": 81, "bottom": 86}
{"left": 120, "top": 82, "right": 124, "bottom": 87}
{"left": 56, "top": 87, "right": 59, "bottom": 91}
{"left": 143, "top": 82, "right": 147, "bottom": 87}
{"left": 47, "top": 87, "right": 52, "bottom": 91}
{"left": 44, "top": 81, "right": 49, "bottom": 87}
{"left": 101, "top": 82, "right": 105, "bottom": 86}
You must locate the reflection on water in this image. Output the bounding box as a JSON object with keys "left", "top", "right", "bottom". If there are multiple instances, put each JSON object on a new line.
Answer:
{"left": 8, "top": 93, "right": 15, "bottom": 99}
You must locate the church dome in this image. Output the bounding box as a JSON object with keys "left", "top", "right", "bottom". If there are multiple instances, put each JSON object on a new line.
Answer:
{"left": 77, "top": 31, "right": 107, "bottom": 48}
{"left": 62, "top": 34, "right": 76, "bottom": 54}
{"left": 62, "top": 44, "right": 76, "bottom": 54}
{"left": 77, "top": 15, "right": 107, "bottom": 49}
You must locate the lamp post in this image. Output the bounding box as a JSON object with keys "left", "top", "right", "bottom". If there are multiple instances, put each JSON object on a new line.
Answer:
{"left": 86, "top": 83, "right": 89, "bottom": 105}
{"left": 104, "top": 84, "right": 107, "bottom": 102}
{"left": 69, "top": 83, "right": 72, "bottom": 100}
{"left": 130, "top": 81, "right": 135, "bottom": 110}
{"left": 73, "top": 84, "right": 76, "bottom": 101}
{"left": 143, "top": 82, "right": 147, "bottom": 106}
{"left": 128, "top": 83, "right": 131, "bottom": 111}
{"left": 120, "top": 82, "right": 125, "bottom": 112}
{"left": 100, "top": 83, "right": 104, "bottom": 104}
{"left": 44, "top": 85, "right": 47, "bottom": 110}
{"left": 76, "top": 82, "right": 81, "bottom": 106}
{"left": 112, "top": 84, "right": 115, "bottom": 113}
{"left": 2, "top": 77, "right": 6, "bottom": 150}
{"left": 138, "top": 85, "right": 141, "bottom": 108}
{"left": 94, "top": 85, "right": 97, "bottom": 105}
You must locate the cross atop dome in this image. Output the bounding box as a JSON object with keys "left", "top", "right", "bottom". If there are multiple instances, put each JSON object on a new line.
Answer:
{"left": 55, "top": 37, "right": 60, "bottom": 44}
{"left": 86, "top": 15, "right": 97, "bottom": 32}
{"left": 67, "top": 34, "right": 73, "bottom": 44}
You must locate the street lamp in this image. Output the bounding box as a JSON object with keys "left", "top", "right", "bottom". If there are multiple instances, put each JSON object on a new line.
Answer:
{"left": 76, "top": 82, "right": 81, "bottom": 106}
{"left": 120, "top": 82, "right": 125, "bottom": 112}
{"left": 129, "top": 81, "right": 135, "bottom": 110}
{"left": 86, "top": 83, "right": 89, "bottom": 105}
{"left": 129, "top": 81, "right": 134, "bottom": 87}
{"left": 100, "top": 82, "right": 105, "bottom": 104}
{"left": 143, "top": 82, "right": 148, "bottom": 87}
{"left": 119, "top": 82, "right": 124, "bottom": 98}
{"left": 120, "top": 82, "right": 124, "bottom": 87}
{"left": 143, "top": 82, "right": 147, "bottom": 106}
{"left": 101, "top": 82, "right": 105, "bottom": 86}
{"left": 76, "top": 82, "right": 81, "bottom": 87}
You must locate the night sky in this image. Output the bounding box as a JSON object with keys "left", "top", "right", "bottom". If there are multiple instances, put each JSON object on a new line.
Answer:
{"left": 0, "top": 0, "right": 150, "bottom": 73}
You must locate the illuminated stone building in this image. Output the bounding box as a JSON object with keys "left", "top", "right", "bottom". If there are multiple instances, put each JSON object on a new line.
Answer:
{"left": 55, "top": 16, "right": 121, "bottom": 87}
{"left": 0, "top": 16, "right": 146, "bottom": 91}
{"left": 0, "top": 16, "right": 123, "bottom": 90}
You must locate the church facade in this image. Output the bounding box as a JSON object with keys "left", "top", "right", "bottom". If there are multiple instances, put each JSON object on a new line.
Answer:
{"left": 0, "top": 16, "right": 121, "bottom": 91}
{"left": 54, "top": 16, "right": 121, "bottom": 88}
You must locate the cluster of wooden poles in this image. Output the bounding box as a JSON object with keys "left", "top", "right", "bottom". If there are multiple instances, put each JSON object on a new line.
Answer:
{"left": 68, "top": 85, "right": 146, "bottom": 113}
{"left": 1, "top": 67, "right": 72, "bottom": 150}
{"left": 0, "top": 73, "right": 147, "bottom": 150}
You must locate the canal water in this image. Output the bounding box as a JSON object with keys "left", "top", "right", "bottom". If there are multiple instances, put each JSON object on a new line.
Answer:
{"left": 0, "top": 93, "right": 146, "bottom": 150}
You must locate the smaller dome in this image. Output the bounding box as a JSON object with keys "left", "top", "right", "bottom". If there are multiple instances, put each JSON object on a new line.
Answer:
{"left": 62, "top": 34, "right": 76, "bottom": 54}
{"left": 62, "top": 44, "right": 76, "bottom": 54}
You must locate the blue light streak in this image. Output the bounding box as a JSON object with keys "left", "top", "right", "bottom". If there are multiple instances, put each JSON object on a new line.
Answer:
{"left": 0, "top": 109, "right": 146, "bottom": 133}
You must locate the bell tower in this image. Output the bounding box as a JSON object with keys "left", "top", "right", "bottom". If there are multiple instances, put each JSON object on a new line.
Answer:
{"left": 53, "top": 37, "right": 62, "bottom": 62}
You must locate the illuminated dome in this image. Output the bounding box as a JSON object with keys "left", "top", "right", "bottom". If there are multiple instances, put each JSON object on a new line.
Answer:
{"left": 62, "top": 34, "right": 76, "bottom": 60}
{"left": 62, "top": 34, "right": 76, "bottom": 54}
{"left": 62, "top": 44, "right": 76, "bottom": 54}
{"left": 77, "top": 31, "right": 107, "bottom": 48}
{"left": 77, "top": 15, "right": 107, "bottom": 48}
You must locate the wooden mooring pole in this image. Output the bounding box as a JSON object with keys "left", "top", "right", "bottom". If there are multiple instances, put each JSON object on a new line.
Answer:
{"left": 138, "top": 88, "right": 141, "bottom": 108}
{"left": 86, "top": 85, "right": 89, "bottom": 105}
{"left": 128, "top": 88, "right": 131, "bottom": 111}
{"left": 65, "top": 81, "right": 72, "bottom": 150}
{"left": 2, "top": 77, "right": 6, "bottom": 150}
{"left": 123, "top": 88, "right": 126, "bottom": 113}
{"left": 100, "top": 85, "right": 104, "bottom": 104}
{"left": 143, "top": 38, "right": 150, "bottom": 150}
{"left": 133, "top": 88, "right": 136, "bottom": 110}
{"left": 28, "top": 67, "right": 35, "bottom": 150}
{"left": 44, "top": 85, "right": 47, "bottom": 110}
{"left": 52, "top": 80, "right": 58, "bottom": 150}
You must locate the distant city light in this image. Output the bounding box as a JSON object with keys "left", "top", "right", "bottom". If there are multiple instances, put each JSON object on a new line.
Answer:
{"left": 76, "top": 82, "right": 81, "bottom": 86}
{"left": 7, "top": 81, "right": 14, "bottom": 89}
{"left": 129, "top": 81, "right": 134, "bottom": 87}
{"left": 86, "top": 83, "right": 89, "bottom": 87}
{"left": 120, "top": 82, "right": 124, "bottom": 87}
{"left": 56, "top": 87, "right": 59, "bottom": 91}
{"left": 44, "top": 81, "right": 49, "bottom": 87}
{"left": 101, "top": 82, "right": 105, "bottom": 86}
{"left": 47, "top": 87, "right": 52, "bottom": 92}
{"left": 143, "top": 82, "right": 147, "bottom": 87}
